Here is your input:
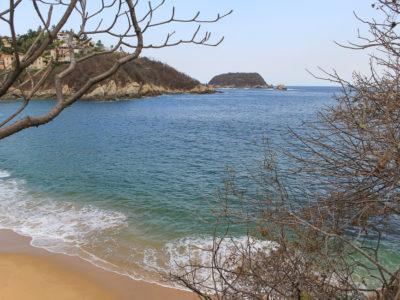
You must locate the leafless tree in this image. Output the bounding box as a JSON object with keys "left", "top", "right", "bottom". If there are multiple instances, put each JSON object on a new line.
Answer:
{"left": 0, "top": 0, "right": 231, "bottom": 139}
{"left": 172, "top": 1, "right": 400, "bottom": 299}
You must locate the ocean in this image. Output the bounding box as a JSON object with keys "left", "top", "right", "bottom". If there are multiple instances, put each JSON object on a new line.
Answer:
{"left": 3, "top": 87, "right": 396, "bottom": 286}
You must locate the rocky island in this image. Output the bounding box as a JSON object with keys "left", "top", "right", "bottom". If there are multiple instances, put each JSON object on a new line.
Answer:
{"left": 275, "top": 84, "right": 288, "bottom": 91}
{"left": 2, "top": 55, "right": 213, "bottom": 100}
{"left": 209, "top": 72, "right": 272, "bottom": 88}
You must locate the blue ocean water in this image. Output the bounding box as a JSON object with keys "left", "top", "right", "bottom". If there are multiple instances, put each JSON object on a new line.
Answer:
{"left": 0, "top": 87, "right": 346, "bottom": 281}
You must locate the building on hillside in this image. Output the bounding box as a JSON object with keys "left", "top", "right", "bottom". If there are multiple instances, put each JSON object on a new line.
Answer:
{"left": 0, "top": 53, "right": 13, "bottom": 70}
{"left": 1, "top": 34, "right": 47, "bottom": 70}
{"left": 50, "top": 45, "right": 71, "bottom": 63}
{"left": 0, "top": 37, "right": 13, "bottom": 70}
{"left": 50, "top": 32, "right": 93, "bottom": 63}
{"left": 0, "top": 52, "right": 47, "bottom": 70}
{"left": 50, "top": 32, "right": 73, "bottom": 63}
{"left": 0, "top": 37, "right": 11, "bottom": 49}
{"left": 28, "top": 55, "right": 47, "bottom": 69}
{"left": 57, "top": 32, "right": 70, "bottom": 44}
{"left": 1, "top": 31, "right": 99, "bottom": 67}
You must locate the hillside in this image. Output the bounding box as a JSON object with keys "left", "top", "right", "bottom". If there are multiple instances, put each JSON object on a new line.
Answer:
{"left": 5, "top": 55, "right": 213, "bottom": 100}
{"left": 209, "top": 73, "right": 271, "bottom": 88}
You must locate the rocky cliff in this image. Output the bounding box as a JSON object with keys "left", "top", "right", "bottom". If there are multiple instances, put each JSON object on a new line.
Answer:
{"left": 209, "top": 72, "right": 271, "bottom": 88}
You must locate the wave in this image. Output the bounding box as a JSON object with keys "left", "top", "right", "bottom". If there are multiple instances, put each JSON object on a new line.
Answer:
{"left": 0, "top": 170, "right": 127, "bottom": 256}
{"left": 0, "top": 170, "right": 10, "bottom": 178}
{"left": 0, "top": 169, "right": 276, "bottom": 291}
{"left": 143, "top": 236, "right": 276, "bottom": 284}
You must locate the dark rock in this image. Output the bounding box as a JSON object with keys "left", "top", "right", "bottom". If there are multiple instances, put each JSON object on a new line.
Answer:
{"left": 209, "top": 72, "right": 271, "bottom": 88}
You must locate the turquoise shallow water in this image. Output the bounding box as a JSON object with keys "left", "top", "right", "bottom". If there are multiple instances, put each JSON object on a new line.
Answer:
{"left": 1, "top": 87, "right": 376, "bottom": 283}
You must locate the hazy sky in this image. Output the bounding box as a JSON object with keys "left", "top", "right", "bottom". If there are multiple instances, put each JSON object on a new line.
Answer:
{"left": 1, "top": 1, "right": 378, "bottom": 85}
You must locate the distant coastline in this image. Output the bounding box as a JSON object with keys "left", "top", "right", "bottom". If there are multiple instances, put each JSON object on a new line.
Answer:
{"left": 1, "top": 55, "right": 215, "bottom": 101}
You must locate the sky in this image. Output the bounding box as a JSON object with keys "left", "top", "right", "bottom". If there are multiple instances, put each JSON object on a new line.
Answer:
{"left": 143, "top": 0, "right": 376, "bottom": 85}
{"left": 1, "top": 1, "right": 378, "bottom": 85}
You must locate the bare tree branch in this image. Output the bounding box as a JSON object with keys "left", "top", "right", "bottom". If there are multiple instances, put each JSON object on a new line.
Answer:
{"left": 0, "top": 0, "right": 231, "bottom": 139}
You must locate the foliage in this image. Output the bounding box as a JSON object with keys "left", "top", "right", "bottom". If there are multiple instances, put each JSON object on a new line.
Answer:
{"left": 34, "top": 54, "right": 201, "bottom": 94}
{"left": 172, "top": 1, "right": 400, "bottom": 299}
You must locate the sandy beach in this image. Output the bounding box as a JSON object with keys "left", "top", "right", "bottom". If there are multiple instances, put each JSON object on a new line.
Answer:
{"left": 0, "top": 229, "right": 196, "bottom": 300}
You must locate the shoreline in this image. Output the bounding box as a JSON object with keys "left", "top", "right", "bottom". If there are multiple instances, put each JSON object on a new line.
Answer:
{"left": 0, "top": 229, "right": 196, "bottom": 300}
{"left": 0, "top": 84, "right": 216, "bottom": 102}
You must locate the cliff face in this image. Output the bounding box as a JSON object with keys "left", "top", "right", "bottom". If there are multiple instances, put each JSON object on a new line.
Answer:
{"left": 4, "top": 55, "right": 213, "bottom": 100}
{"left": 209, "top": 73, "right": 271, "bottom": 88}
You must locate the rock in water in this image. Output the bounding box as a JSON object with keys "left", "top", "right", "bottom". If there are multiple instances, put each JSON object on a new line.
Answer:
{"left": 275, "top": 84, "right": 287, "bottom": 91}
{"left": 209, "top": 73, "right": 271, "bottom": 88}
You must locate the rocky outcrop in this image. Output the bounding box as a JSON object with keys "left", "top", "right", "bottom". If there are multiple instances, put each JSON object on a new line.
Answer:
{"left": 275, "top": 84, "right": 287, "bottom": 91}
{"left": 2, "top": 84, "right": 214, "bottom": 101}
{"left": 2, "top": 55, "right": 214, "bottom": 100}
{"left": 209, "top": 73, "right": 271, "bottom": 88}
{"left": 28, "top": 81, "right": 214, "bottom": 100}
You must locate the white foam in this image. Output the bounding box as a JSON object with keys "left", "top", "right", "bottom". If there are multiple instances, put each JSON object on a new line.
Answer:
{"left": 0, "top": 170, "right": 127, "bottom": 255}
{"left": 0, "top": 170, "right": 176, "bottom": 286}
{"left": 0, "top": 169, "right": 277, "bottom": 292}
{"left": 0, "top": 170, "right": 10, "bottom": 178}
{"left": 143, "top": 235, "right": 277, "bottom": 291}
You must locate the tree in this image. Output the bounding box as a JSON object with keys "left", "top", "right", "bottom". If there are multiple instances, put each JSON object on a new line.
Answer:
{"left": 172, "top": 1, "right": 400, "bottom": 299}
{"left": 0, "top": 0, "right": 231, "bottom": 139}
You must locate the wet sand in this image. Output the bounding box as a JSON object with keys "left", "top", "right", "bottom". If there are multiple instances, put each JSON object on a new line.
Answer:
{"left": 0, "top": 229, "right": 196, "bottom": 300}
